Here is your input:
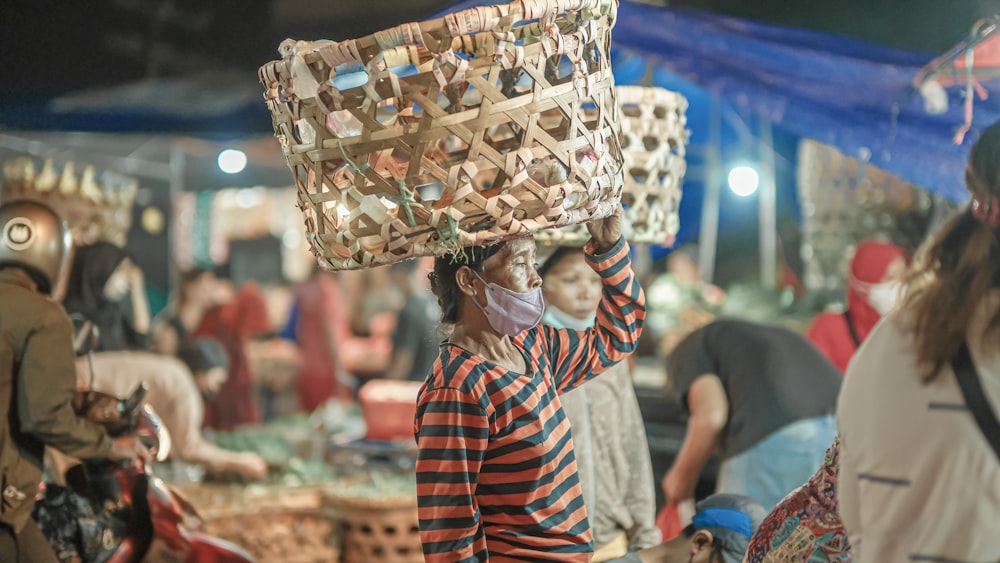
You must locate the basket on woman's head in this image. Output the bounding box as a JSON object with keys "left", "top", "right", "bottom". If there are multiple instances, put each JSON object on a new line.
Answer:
{"left": 259, "top": 0, "right": 623, "bottom": 270}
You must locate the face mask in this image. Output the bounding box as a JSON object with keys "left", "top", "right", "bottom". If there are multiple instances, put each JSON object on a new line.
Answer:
{"left": 472, "top": 272, "right": 545, "bottom": 337}
{"left": 542, "top": 307, "right": 596, "bottom": 332}
{"left": 867, "top": 281, "right": 904, "bottom": 316}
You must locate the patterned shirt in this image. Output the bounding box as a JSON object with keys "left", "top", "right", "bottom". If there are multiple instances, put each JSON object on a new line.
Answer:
{"left": 413, "top": 238, "right": 645, "bottom": 562}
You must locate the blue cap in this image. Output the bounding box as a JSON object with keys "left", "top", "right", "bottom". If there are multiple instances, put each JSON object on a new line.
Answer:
{"left": 690, "top": 494, "right": 767, "bottom": 563}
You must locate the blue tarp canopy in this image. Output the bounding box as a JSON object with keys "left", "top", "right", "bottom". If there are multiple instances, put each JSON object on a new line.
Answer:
{"left": 431, "top": 0, "right": 1000, "bottom": 203}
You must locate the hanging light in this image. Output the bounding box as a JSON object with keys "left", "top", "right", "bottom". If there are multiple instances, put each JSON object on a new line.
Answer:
{"left": 727, "top": 165, "right": 759, "bottom": 197}
{"left": 217, "top": 149, "right": 247, "bottom": 174}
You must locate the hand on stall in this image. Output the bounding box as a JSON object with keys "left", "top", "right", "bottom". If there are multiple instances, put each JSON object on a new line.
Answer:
{"left": 225, "top": 451, "right": 270, "bottom": 480}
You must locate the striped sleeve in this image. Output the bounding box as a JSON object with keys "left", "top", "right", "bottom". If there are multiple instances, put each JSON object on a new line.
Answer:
{"left": 543, "top": 236, "right": 646, "bottom": 393}
{"left": 414, "top": 384, "right": 491, "bottom": 562}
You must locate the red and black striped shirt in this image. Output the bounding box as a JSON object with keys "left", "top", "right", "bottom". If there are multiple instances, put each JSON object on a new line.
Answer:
{"left": 414, "top": 237, "right": 645, "bottom": 562}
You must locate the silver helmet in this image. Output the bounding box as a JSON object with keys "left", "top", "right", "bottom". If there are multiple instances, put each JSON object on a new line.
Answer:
{"left": 0, "top": 200, "right": 72, "bottom": 295}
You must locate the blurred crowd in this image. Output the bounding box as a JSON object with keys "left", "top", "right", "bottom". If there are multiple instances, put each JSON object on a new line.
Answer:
{"left": 2, "top": 123, "right": 998, "bottom": 563}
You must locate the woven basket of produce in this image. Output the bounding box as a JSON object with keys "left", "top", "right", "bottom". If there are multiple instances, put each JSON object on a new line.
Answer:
{"left": 325, "top": 471, "right": 421, "bottom": 563}
{"left": 534, "top": 85, "right": 688, "bottom": 246}
{"left": 259, "top": 0, "right": 623, "bottom": 270}
{"left": 178, "top": 484, "right": 340, "bottom": 563}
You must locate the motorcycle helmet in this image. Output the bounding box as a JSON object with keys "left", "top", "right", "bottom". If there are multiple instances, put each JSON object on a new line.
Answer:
{"left": 0, "top": 200, "right": 72, "bottom": 295}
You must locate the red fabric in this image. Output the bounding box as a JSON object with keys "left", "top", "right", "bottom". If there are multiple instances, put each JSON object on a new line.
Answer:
{"left": 293, "top": 273, "right": 351, "bottom": 411}
{"left": 194, "top": 287, "right": 272, "bottom": 430}
{"left": 806, "top": 241, "right": 907, "bottom": 373}
{"left": 655, "top": 505, "right": 684, "bottom": 542}
{"left": 952, "top": 35, "right": 1000, "bottom": 74}
{"left": 219, "top": 283, "right": 272, "bottom": 341}
{"left": 194, "top": 306, "right": 260, "bottom": 430}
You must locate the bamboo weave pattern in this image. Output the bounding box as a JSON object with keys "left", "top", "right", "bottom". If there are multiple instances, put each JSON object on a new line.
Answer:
{"left": 535, "top": 85, "right": 688, "bottom": 246}
{"left": 260, "top": 0, "right": 623, "bottom": 269}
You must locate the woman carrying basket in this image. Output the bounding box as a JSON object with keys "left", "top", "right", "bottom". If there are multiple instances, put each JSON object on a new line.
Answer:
{"left": 413, "top": 205, "right": 646, "bottom": 562}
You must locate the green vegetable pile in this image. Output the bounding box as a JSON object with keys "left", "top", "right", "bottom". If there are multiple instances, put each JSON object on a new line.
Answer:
{"left": 214, "top": 430, "right": 292, "bottom": 462}
{"left": 330, "top": 469, "right": 417, "bottom": 501}
{"left": 212, "top": 415, "right": 338, "bottom": 486}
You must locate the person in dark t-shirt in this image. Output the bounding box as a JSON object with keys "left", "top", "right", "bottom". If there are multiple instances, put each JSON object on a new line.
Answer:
{"left": 662, "top": 319, "right": 840, "bottom": 510}
{"left": 384, "top": 258, "right": 441, "bottom": 382}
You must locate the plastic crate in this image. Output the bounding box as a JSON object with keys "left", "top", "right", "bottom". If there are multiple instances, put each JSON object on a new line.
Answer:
{"left": 357, "top": 380, "right": 422, "bottom": 442}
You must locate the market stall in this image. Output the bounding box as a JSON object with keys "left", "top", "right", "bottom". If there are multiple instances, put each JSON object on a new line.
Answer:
{"left": 171, "top": 378, "right": 423, "bottom": 562}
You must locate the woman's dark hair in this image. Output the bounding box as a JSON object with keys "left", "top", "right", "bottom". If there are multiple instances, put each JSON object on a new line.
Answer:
{"left": 179, "top": 267, "right": 211, "bottom": 286}
{"left": 430, "top": 242, "right": 506, "bottom": 324}
{"left": 904, "top": 119, "right": 1000, "bottom": 379}
{"left": 64, "top": 241, "right": 129, "bottom": 308}
{"left": 176, "top": 267, "right": 212, "bottom": 303}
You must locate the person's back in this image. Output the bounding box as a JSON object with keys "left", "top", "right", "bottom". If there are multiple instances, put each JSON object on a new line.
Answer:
{"left": 669, "top": 319, "right": 841, "bottom": 459}
{"left": 838, "top": 119, "right": 1000, "bottom": 563}
{"left": 664, "top": 319, "right": 840, "bottom": 510}
{"left": 75, "top": 347, "right": 268, "bottom": 479}
{"left": 75, "top": 352, "right": 199, "bottom": 456}
{"left": 0, "top": 200, "right": 148, "bottom": 562}
{"left": 391, "top": 292, "right": 441, "bottom": 382}
{"left": 838, "top": 298, "right": 1000, "bottom": 560}
{"left": 0, "top": 272, "right": 108, "bottom": 477}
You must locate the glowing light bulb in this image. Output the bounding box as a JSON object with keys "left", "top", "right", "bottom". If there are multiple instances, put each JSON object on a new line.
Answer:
{"left": 727, "top": 166, "right": 759, "bottom": 197}
{"left": 218, "top": 149, "right": 247, "bottom": 174}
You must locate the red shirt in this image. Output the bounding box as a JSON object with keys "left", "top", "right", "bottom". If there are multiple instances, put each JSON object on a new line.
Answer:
{"left": 806, "top": 241, "right": 907, "bottom": 373}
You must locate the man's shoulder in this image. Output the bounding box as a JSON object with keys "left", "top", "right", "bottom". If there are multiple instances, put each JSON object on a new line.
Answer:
{"left": 0, "top": 285, "right": 69, "bottom": 326}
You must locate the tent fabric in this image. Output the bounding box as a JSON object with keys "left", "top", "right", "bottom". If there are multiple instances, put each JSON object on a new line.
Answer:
{"left": 430, "top": 1, "right": 1000, "bottom": 202}
{"left": 0, "top": 72, "right": 273, "bottom": 136}
{"left": 3, "top": 1, "right": 998, "bottom": 202}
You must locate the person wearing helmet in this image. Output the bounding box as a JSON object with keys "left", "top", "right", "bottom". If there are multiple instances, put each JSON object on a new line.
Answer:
{"left": 0, "top": 200, "right": 150, "bottom": 562}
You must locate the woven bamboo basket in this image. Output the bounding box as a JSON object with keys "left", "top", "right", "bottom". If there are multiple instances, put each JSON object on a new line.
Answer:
{"left": 534, "top": 85, "right": 688, "bottom": 246}
{"left": 175, "top": 483, "right": 340, "bottom": 563}
{"left": 326, "top": 493, "right": 422, "bottom": 563}
{"left": 259, "top": 0, "right": 623, "bottom": 270}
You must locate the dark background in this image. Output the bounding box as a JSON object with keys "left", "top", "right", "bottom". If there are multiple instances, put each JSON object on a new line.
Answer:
{"left": 2, "top": 0, "right": 996, "bottom": 98}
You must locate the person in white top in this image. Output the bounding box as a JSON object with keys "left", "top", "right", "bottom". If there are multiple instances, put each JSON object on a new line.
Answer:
{"left": 837, "top": 119, "right": 1000, "bottom": 563}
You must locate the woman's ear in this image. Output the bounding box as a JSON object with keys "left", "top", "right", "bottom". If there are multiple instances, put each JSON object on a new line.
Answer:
{"left": 455, "top": 266, "right": 479, "bottom": 298}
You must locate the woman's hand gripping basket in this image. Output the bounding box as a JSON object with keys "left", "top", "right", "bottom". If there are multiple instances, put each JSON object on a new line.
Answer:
{"left": 259, "top": 0, "right": 623, "bottom": 270}
{"left": 534, "top": 85, "right": 689, "bottom": 247}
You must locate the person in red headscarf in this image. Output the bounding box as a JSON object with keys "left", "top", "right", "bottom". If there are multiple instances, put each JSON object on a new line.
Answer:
{"left": 806, "top": 240, "right": 909, "bottom": 374}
